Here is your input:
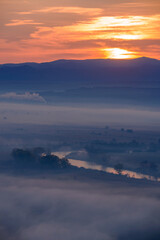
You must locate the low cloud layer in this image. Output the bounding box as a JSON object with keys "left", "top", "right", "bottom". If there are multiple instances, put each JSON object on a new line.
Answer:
{"left": 0, "top": 174, "right": 159, "bottom": 240}
{"left": 1, "top": 102, "right": 160, "bottom": 129}
{"left": 0, "top": 92, "right": 46, "bottom": 103}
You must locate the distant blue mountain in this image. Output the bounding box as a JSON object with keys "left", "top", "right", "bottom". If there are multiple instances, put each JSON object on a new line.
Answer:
{"left": 0, "top": 58, "right": 160, "bottom": 91}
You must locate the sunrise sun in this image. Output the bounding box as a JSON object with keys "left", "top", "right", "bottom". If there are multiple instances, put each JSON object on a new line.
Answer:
{"left": 104, "top": 48, "right": 138, "bottom": 59}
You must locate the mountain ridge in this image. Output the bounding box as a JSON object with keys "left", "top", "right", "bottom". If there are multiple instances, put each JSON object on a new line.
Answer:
{"left": 0, "top": 57, "right": 160, "bottom": 91}
{"left": 0, "top": 57, "right": 159, "bottom": 66}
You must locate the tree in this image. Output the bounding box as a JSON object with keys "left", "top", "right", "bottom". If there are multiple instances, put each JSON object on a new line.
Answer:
{"left": 11, "top": 148, "right": 36, "bottom": 167}
{"left": 11, "top": 148, "right": 71, "bottom": 170}
{"left": 39, "top": 154, "right": 70, "bottom": 169}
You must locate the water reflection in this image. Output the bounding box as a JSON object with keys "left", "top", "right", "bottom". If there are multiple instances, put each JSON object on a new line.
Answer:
{"left": 52, "top": 152, "right": 160, "bottom": 182}
{"left": 69, "top": 159, "right": 159, "bottom": 182}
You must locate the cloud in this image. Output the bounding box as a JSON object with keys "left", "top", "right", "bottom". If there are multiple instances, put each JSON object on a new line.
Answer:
{"left": 28, "top": 15, "right": 159, "bottom": 45}
{"left": 5, "top": 20, "right": 43, "bottom": 26}
{"left": 1, "top": 102, "right": 160, "bottom": 127}
{"left": 17, "top": 6, "right": 103, "bottom": 16}
{"left": 0, "top": 174, "right": 159, "bottom": 240}
{"left": 0, "top": 92, "right": 46, "bottom": 103}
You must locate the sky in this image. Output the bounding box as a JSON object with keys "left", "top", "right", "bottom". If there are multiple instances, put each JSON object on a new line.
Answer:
{"left": 0, "top": 0, "right": 160, "bottom": 63}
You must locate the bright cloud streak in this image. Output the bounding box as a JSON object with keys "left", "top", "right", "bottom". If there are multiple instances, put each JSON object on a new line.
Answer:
{"left": 18, "top": 6, "right": 102, "bottom": 16}
{"left": 30, "top": 15, "right": 159, "bottom": 43}
{"left": 113, "top": 34, "right": 144, "bottom": 40}
{"left": 6, "top": 20, "right": 43, "bottom": 26}
{"left": 67, "top": 15, "right": 159, "bottom": 37}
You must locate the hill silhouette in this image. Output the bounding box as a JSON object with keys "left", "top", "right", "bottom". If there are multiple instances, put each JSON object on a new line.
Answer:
{"left": 0, "top": 57, "right": 160, "bottom": 91}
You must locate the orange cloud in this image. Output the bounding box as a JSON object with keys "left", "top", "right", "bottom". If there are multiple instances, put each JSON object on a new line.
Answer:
{"left": 29, "top": 15, "right": 160, "bottom": 44}
{"left": 5, "top": 20, "right": 43, "bottom": 26}
{"left": 18, "top": 6, "right": 102, "bottom": 16}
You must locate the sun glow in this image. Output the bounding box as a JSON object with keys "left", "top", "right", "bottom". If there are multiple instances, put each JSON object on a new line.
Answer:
{"left": 104, "top": 48, "right": 138, "bottom": 59}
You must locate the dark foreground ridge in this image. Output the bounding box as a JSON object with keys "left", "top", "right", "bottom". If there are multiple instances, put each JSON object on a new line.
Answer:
{"left": 0, "top": 57, "right": 160, "bottom": 90}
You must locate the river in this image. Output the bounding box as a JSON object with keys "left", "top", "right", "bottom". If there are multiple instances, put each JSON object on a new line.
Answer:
{"left": 52, "top": 152, "right": 160, "bottom": 182}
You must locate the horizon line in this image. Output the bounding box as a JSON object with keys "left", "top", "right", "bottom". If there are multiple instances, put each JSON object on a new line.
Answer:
{"left": 1, "top": 56, "right": 159, "bottom": 66}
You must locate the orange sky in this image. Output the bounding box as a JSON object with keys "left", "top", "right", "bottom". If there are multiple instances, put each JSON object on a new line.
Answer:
{"left": 0, "top": 0, "right": 160, "bottom": 63}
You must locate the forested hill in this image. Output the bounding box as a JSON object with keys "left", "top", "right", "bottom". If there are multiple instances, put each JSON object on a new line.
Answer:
{"left": 0, "top": 57, "right": 160, "bottom": 91}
